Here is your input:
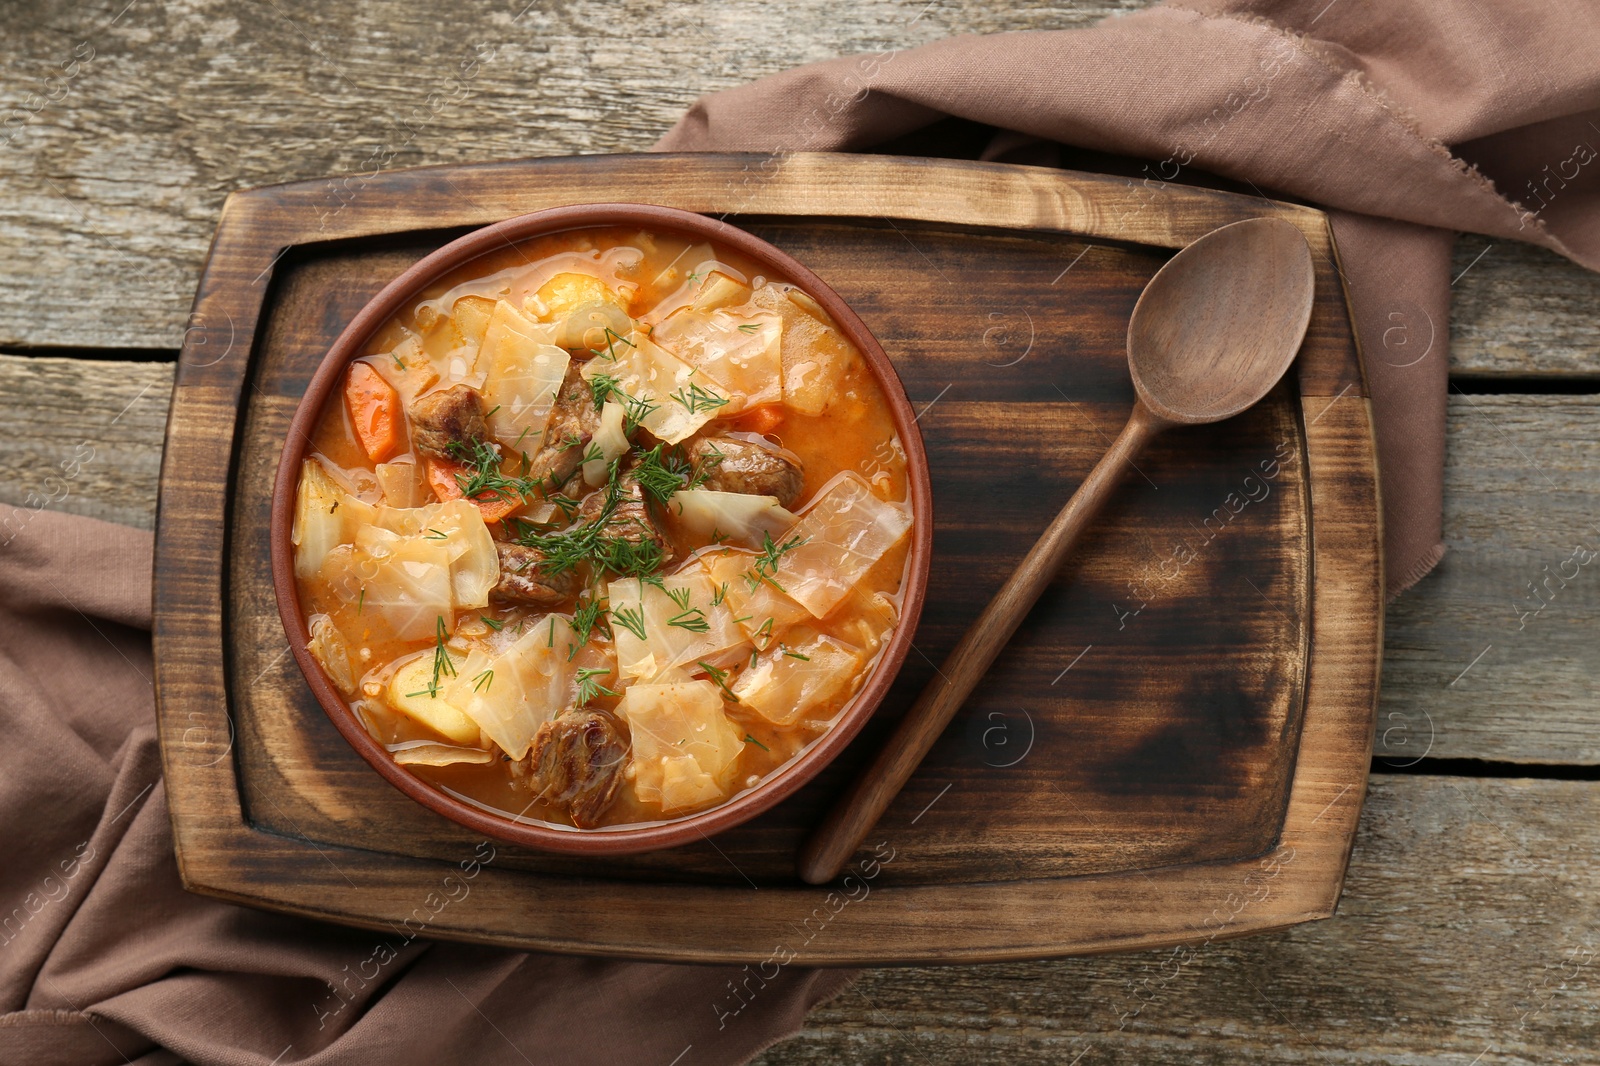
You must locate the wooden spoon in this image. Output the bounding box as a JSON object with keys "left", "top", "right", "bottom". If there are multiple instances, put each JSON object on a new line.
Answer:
{"left": 798, "top": 217, "right": 1317, "bottom": 885}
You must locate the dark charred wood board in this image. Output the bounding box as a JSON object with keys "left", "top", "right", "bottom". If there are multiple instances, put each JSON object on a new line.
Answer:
{"left": 153, "top": 153, "right": 1381, "bottom": 964}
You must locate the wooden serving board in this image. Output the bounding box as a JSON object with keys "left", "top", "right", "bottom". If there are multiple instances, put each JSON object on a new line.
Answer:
{"left": 154, "top": 153, "right": 1382, "bottom": 964}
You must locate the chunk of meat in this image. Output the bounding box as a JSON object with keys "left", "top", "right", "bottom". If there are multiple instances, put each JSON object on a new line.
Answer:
{"left": 409, "top": 386, "right": 490, "bottom": 460}
{"left": 685, "top": 435, "right": 804, "bottom": 508}
{"left": 526, "top": 361, "right": 599, "bottom": 489}
{"left": 520, "top": 709, "right": 629, "bottom": 827}
{"left": 579, "top": 470, "right": 673, "bottom": 565}
{"left": 490, "top": 542, "right": 575, "bottom": 606}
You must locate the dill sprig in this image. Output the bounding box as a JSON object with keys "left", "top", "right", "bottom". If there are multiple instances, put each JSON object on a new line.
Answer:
{"left": 587, "top": 326, "right": 636, "bottom": 363}
{"left": 698, "top": 660, "right": 740, "bottom": 703}
{"left": 406, "top": 616, "right": 457, "bottom": 699}
{"left": 669, "top": 381, "right": 729, "bottom": 415}
{"left": 612, "top": 605, "right": 647, "bottom": 641}
{"left": 588, "top": 373, "right": 657, "bottom": 432}
{"left": 668, "top": 608, "right": 709, "bottom": 633}
{"left": 631, "top": 443, "right": 692, "bottom": 504}
{"left": 568, "top": 599, "right": 609, "bottom": 660}
{"left": 743, "top": 733, "right": 769, "bottom": 750}
{"left": 447, "top": 438, "right": 535, "bottom": 503}
{"left": 574, "top": 666, "right": 618, "bottom": 708}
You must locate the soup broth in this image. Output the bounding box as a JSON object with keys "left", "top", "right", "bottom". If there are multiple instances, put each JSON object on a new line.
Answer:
{"left": 292, "top": 225, "right": 912, "bottom": 829}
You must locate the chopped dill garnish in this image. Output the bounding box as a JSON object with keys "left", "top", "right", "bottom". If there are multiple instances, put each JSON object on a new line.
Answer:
{"left": 472, "top": 669, "right": 494, "bottom": 693}
{"left": 406, "top": 616, "right": 457, "bottom": 699}
{"left": 547, "top": 616, "right": 556, "bottom": 648}
{"left": 569, "top": 599, "right": 608, "bottom": 659}
{"left": 484, "top": 404, "right": 501, "bottom": 417}
{"left": 357, "top": 587, "right": 365, "bottom": 614}
{"left": 709, "top": 528, "right": 729, "bottom": 545}
{"left": 782, "top": 646, "right": 811, "bottom": 661}
{"left": 743, "top": 733, "right": 769, "bottom": 751}
{"left": 631, "top": 443, "right": 692, "bottom": 504}
{"left": 612, "top": 605, "right": 648, "bottom": 640}
{"left": 666, "top": 586, "right": 693, "bottom": 611}
{"left": 753, "top": 617, "right": 774, "bottom": 647}
{"left": 480, "top": 615, "right": 505, "bottom": 631}
{"left": 588, "top": 373, "right": 657, "bottom": 432}
{"left": 668, "top": 608, "right": 709, "bottom": 633}
{"left": 574, "top": 666, "right": 617, "bottom": 708}
{"left": 711, "top": 582, "right": 729, "bottom": 607}
{"left": 587, "top": 326, "right": 636, "bottom": 363}
{"left": 744, "top": 531, "right": 805, "bottom": 593}
{"left": 391, "top": 353, "right": 407, "bottom": 369}
{"left": 669, "top": 381, "right": 729, "bottom": 415}
{"left": 698, "top": 660, "right": 740, "bottom": 703}
{"left": 737, "top": 322, "right": 760, "bottom": 334}
{"left": 447, "top": 437, "right": 535, "bottom": 503}
{"left": 688, "top": 444, "right": 724, "bottom": 490}
{"left": 424, "top": 527, "right": 448, "bottom": 540}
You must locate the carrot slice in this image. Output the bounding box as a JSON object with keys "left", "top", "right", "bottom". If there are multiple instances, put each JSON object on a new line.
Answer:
{"left": 731, "top": 404, "right": 785, "bottom": 435}
{"left": 423, "top": 456, "right": 521, "bottom": 524}
{"left": 344, "top": 362, "right": 400, "bottom": 462}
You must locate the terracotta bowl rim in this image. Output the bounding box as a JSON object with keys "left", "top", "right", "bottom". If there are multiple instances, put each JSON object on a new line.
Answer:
{"left": 269, "top": 202, "right": 933, "bottom": 856}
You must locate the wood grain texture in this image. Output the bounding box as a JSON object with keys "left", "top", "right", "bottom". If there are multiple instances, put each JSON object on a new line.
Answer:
{"left": 1379, "top": 394, "right": 1600, "bottom": 765}
{"left": 1, "top": 1, "right": 1594, "bottom": 377}
{"left": 0, "top": 354, "right": 170, "bottom": 530}
{"left": 755, "top": 774, "right": 1600, "bottom": 1066}
{"left": 148, "top": 154, "right": 1377, "bottom": 962}
{"left": 0, "top": 0, "right": 1149, "bottom": 351}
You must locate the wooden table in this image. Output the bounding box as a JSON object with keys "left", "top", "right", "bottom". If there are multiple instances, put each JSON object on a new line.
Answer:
{"left": 3, "top": 1, "right": 1596, "bottom": 1061}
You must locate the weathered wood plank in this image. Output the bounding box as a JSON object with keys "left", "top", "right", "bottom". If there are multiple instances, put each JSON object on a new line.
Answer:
{"left": 0, "top": 354, "right": 170, "bottom": 531}
{"left": 755, "top": 774, "right": 1600, "bottom": 1066}
{"left": 0, "top": 2, "right": 1593, "bottom": 372}
{"left": 1379, "top": 394, "right": 1600, "bottom": 765}
{"left": 0, "top": 0, "right": 1149, "bottom": 351}
{"left": 1451, "top": 236, "right": 1600, "bottom": 378}
{"left": 1, "top": 354, "right": 1595, "bottom": 764}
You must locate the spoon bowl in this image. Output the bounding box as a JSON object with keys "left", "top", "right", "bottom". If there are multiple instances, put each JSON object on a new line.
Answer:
{"left": 1129, "top": 217, "right": 1316, "bottom": 425}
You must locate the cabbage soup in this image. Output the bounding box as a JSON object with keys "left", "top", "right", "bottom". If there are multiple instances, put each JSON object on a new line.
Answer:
{"left": 291, "top": 225, "right": 914, "bottom": 830}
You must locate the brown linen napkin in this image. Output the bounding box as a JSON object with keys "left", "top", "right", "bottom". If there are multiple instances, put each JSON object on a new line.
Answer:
{"left": 0, "top": 505, "right": 850, "bottom": 1066}
{"left": 655, "top": 0, "right": 1600, "bottom": 596}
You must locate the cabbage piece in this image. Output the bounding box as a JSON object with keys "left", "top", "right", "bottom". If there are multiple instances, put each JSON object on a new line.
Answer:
{"left": 732, "top": 628, "right": 864, "bottom": 726}
{"left": 307, "top": 613, "right": 357, "bottom": 695}
{"left": 387, "top": 650, "right": 480, "bottom": 744}
{"left": 336, "top": 537, "right": 454, "bottom": 643}
{"left": 650, "top": 309, "right": 782, "bottom": 412}
{"left": 619, "top": 680, "right": 743, "bottom": 813}
{"left": 608, "top": 572, "right": 747, "bottom": 683}
{"left": 687, "top": 270, "right": 753, "bottom": 313}
{"left": 444, "top": 617, "right": 575, "bottom": 759}
{"left": 774, "top": 472, "right": 912, "bottom": 619}
{"left": 695, "top": 548, "right": 811, "bottom": 651}
{"left": 371, "top": 498, "right": 499, "bottom": 609}
{"left": 375, "top": 459, "right": 430, "bottom": 508}
{"left": 580, "top": 333, "right": 725, "bottom": 444}
{"left": 583, "top": 400, "right": 630, "bottom": 486}
{"left": 750, "top": 283, "right": 859, "bottom": 416}
{"left": 666, "top": 489, "right": 795, "bottom": 550}
{"left": 388, "top": 740, "right": 496, "bottom": 767}
{"left": 292, "top": 458, "right": 376, "bottom": 579}
{"left": 478, "top": 300, "right": 570, "bottom": 450}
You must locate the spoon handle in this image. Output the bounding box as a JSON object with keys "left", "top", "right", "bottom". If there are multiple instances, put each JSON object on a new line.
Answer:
{"left": 797, "top": 400, "right": 1166, "bottom": 885}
